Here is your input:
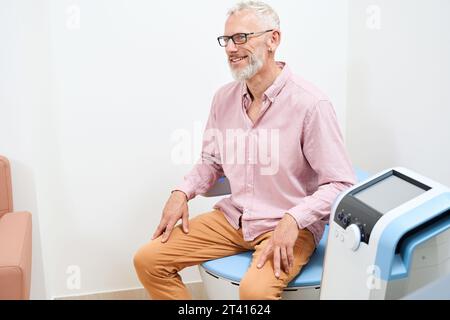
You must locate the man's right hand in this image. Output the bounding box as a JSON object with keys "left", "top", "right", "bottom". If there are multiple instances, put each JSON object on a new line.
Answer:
{"left": 152, "top": 190, "right": 189, "bottom": 243}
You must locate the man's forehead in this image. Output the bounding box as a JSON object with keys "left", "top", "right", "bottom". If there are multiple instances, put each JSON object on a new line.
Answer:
{"left": 224, "top": 10, "right": 263, "bottom": 34}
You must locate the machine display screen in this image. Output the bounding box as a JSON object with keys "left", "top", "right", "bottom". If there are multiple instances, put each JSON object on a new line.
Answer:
{"left": 354, "top": 174, "right": 427, "bottom": 214}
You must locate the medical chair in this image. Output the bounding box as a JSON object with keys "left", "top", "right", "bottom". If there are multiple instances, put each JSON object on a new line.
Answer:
{"left": 198, "top": 168, "right": 369, "bottom": 299}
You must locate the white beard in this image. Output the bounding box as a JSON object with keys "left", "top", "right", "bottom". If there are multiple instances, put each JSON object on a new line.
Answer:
{"left": 229, "top": 48, "right": 264, "bottom": 81}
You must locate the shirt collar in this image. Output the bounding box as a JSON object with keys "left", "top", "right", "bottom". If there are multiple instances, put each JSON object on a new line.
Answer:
{"left": 241, "top": 61, "right": 291, "bottom": 103}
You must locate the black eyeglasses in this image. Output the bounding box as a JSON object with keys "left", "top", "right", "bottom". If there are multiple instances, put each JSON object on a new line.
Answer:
{"left": 217, "top": 29, "right": 273, "bottom": 47}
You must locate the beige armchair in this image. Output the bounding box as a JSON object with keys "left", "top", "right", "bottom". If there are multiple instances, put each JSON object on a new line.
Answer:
{"left": 0, "top": 156, "right": 32, "bottom": 299}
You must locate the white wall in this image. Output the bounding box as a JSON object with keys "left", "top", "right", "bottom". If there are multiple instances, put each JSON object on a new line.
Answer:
{"left": 276, "top": 0, "right": 349, "bottom": 132}
{"left": 0, "top": 0, "right": 51, "bottom": 299}
{"left": 346, "top": 0, "right": 450, "bottom": 185}
{"left": 1, "top": 0, "right": 349, "bottom": 298}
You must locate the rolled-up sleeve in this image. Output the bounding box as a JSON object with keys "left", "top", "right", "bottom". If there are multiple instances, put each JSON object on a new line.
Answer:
{"left": 287, "top": 100, "right": 356, "bottom": 229}
{"left": 172, "top": 94, "right": 224, "bottom": 200}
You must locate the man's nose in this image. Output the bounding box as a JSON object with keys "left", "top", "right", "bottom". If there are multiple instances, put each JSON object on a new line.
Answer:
{"left": 225, "top": 39, "right": 238, "bottom": 53}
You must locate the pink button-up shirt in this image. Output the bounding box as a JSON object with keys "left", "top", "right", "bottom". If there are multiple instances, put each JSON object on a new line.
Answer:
{"left": 174, "top": 62, "right": 356, "bottom": 246}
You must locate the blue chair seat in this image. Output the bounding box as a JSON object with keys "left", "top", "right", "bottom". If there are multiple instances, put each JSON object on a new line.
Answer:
{"left": 201, "top": 225, "right": 329, "bottom": 288}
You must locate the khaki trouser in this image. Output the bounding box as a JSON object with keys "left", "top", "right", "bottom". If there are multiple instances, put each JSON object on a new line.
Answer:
{"left": 133, "top": 209, "right": 316, "bottom": 300}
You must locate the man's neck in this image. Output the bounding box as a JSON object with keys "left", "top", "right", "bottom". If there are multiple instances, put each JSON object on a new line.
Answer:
{"left": 246, "top": 61, "right": 282, "bottom": 101}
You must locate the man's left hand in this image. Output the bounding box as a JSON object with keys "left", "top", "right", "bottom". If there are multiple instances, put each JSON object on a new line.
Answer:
{"left": 257, "top": 213, "right": 299, "bottom": 278}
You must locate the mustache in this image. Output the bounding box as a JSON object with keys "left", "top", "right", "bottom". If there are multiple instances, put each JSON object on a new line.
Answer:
{"left": 228, "top": 53, "right": 254, "bottom": 62}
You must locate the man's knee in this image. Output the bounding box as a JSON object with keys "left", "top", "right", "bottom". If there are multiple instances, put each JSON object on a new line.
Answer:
{"left": 239, "top": 275, "right": 281, "bottom": 300}
{"left": 133, "top": 242, "right": 166, "bottom": 278}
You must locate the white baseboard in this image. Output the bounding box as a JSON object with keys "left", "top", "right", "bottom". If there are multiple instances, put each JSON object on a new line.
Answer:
{"left": 52, "top": 281, "right": 207, "bottom": 300}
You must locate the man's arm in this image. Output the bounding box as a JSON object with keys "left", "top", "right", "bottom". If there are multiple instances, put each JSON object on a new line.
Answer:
{"left": 286, "top": 99, "right": 356, "bottom": 229}
{"left": 152, "top": 94, "right": 224, "bottom": 242}
{"left": 257, "top": 99, "right": 356, "bottom": 276}
{"left": 171, "top": 94, "right": 225, "bottom": 200}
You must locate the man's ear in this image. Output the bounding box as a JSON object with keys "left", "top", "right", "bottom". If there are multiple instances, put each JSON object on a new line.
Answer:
{"left": 268, "top": 30, "right": 281, "bottom": 49}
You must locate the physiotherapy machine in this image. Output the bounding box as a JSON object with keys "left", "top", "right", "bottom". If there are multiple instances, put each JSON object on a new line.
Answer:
{"left": 199, "top": 167, "right": 450, "bottom": 299}
{"left": 320, "top": 167, "right": 450, "bottom": 299}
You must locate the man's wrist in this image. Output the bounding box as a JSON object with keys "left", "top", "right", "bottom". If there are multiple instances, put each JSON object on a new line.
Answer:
{"left": 172, "top": 190, "right": 188, "bottom": 201}
{"left": 284, "top": 212, "right": 299, "bottom": 229}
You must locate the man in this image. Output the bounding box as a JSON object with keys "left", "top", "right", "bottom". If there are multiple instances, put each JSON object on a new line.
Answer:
{"left": 134, "top": 0, "right": 356, "bottom": 300}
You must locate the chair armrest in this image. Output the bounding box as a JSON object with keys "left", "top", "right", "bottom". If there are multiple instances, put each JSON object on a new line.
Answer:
{"left": 0, "top": 211, "right": 32, "bottom": 299}
{"left": 0, "top": 156, "right": 13, "bottom": 218}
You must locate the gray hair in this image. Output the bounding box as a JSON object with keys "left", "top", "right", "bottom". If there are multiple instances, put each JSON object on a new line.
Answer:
{"left": 227, "top": 1, "right": 280, "bottom": 30}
